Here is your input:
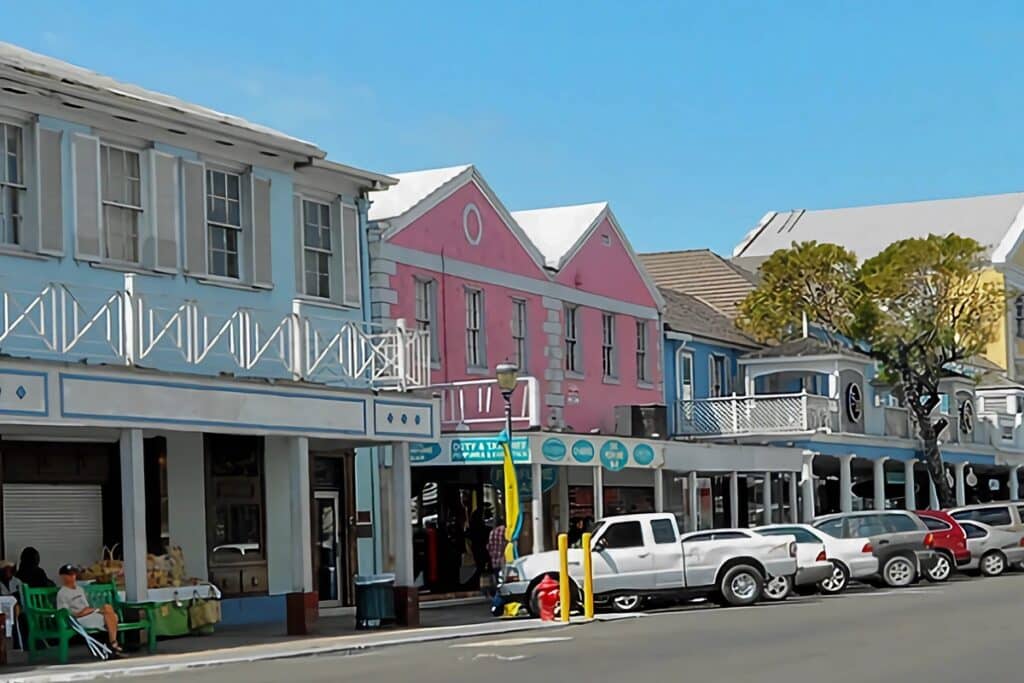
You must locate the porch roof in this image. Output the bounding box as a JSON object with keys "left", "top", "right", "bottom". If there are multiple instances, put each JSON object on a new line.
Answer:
{"left": 741, "top": 337, "right": 871, "bottom": 363}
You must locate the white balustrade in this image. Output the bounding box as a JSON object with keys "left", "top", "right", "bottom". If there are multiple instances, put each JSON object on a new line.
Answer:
{"left": 0, "top": 277, "right": 429, "bottom": 391}
{"left": 432, "top": 376, "right": 541, "bottom": 432}
{"left": 676, "top": 391, "right": 838, "bottom": 436}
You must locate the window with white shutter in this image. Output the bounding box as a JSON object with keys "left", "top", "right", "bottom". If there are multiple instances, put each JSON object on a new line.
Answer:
{"left": 100, "top": 143, "right": 143, "bottom": 263}
{"left": 341, "top": 203, "right": 361, "bottom": 307}
{"left": 0, "top": 122, "right": 25, "bottom": 246}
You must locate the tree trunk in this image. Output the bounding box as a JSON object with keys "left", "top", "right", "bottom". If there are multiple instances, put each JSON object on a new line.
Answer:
{"left": 918, "top": 425, "right": 955, "bottom": 509}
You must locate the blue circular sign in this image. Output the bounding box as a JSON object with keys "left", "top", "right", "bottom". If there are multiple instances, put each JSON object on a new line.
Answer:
{"left": 633, "top": 443, "right": 655, "bottom": 466}
{"left": 571, "top": 440, "right": 595, "bottom": 463}
{"left": 541, "top": 437, "right": 567, "bottom": 462}
{"left": 600, "top": 440, "right": 628, "bottom": 471}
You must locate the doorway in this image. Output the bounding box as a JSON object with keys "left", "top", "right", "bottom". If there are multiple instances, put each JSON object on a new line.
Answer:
{"left": 312, "top": 454, "right": 356, "bottom": 606}
{"left": 315, "top": 492, "right": 342, "bottom": 606}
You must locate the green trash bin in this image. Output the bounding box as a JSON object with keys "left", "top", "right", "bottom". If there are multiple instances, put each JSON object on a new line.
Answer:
{"left": 355, "top": 573, "right": 396, "bottom": 630}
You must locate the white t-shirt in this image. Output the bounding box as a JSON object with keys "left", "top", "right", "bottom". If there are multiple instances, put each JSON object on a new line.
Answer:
{"left": 56, "top": 585, "right": 90, "bottom": 615}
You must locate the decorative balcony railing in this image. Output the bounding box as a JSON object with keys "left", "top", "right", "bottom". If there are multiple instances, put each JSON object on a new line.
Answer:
{"left": 432, "top": 376, "right": 542, "bottom": 432}
{"left": 676, "top": 391, "right": 837, "bottom": 436}
{"left": 0, "top": 275, "right": 429, "bottom": 391}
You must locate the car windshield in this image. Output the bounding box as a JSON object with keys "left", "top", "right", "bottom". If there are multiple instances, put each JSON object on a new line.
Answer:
{"left": 814, "top": 518, "right": 844, "bottom": 538}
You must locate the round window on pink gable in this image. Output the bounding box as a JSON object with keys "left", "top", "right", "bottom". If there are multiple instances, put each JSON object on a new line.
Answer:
{"left": 463, "top": 203, "right": 483, "bottom": 245}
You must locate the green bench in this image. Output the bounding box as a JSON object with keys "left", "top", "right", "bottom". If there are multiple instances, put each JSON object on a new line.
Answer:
{"left": 21, "top": 582, "right": 157, "bottom": 664}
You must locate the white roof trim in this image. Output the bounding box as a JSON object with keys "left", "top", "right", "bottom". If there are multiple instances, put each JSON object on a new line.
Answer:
{"left": 992, "top": 200, "right": 1024, "bottom": 264}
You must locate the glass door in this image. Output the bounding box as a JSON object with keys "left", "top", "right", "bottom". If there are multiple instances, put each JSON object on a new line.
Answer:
{"left": 315, "top": 492, "right": 341, "bottom": 605}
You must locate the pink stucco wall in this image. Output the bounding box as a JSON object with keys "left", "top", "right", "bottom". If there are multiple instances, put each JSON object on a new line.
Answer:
{"left": 385, "top": 177, "right": 662, "bottom": 434}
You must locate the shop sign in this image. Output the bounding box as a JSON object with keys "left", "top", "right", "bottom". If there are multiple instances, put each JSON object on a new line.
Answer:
{"left": 491, "top": 465, "right": 558, "bottom": 499}
{"left": 571, "top": 440, "right": 595, "bottom": 463}
{"left": 451, "top": 436, "right": 530, "bottom": 464}
{"left": 633, "top": 443, "right": 655, "bottom": 466}
{"left": 541, "top": 438, "right": 567, "bottom": 462}
{"left": 409, "top": 442, "right": 442, "bottom": 463}
{"left": 600, "top": 440, "right": 628, "bottom": 471}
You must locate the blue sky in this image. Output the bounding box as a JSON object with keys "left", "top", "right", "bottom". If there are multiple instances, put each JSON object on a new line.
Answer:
{"left": 7, "top": 1, "right": 1024, "bottom": 255}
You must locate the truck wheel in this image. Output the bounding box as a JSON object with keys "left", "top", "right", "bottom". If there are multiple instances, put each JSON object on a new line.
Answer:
{"left": 881, "top": 555, "right": 916, "bottom": 587}
{"left": 610, "top": 594, "right": 641, "bottom": 612}
{"left": 762, "top": 575, "right": 792, "bottom": 601}
{"left": 718, "top": 564, "right": 763, "bottom": 606}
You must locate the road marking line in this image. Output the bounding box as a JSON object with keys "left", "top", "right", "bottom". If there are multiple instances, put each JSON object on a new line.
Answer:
{"left": 473, "top": 653, "right": 530, "bottom": 661}
{"left": 452, "top": 636, "right": 573, "bottom": 648}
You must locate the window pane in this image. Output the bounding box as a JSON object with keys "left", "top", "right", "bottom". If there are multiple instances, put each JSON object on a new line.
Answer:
{"left": 650, "top": 519, "right": 676, "bottom": 544}
{"left": 601, "top": 521, "right": 643, "bottom": 549}
{"left": 814, "top": 519, "right": 844, "bottom": 538}
{"left": 210, "top": 198, "right": 227, "bottom": 224}
{"left": 320, "top": 227, "right": 331, "bottom": 250}
{"left": 921, "top": 517, "right": 950, "bottom": 531}
{"left": 212, "top": 170, "right": 226, "bottom": 196}
{"left": 226, "top": 173, "right": 240, "bottom": 200}
{"left": 211, "top": 226, "right": 225, "bottom": 250}
{"left": 227, "top": 199, "right": 240, "bottom": 226}
{"left": 977, "top": 507, "right": 1011, "bottom": 526}
{"left": 320, "top": 204, "right": 330, "bottom": 227}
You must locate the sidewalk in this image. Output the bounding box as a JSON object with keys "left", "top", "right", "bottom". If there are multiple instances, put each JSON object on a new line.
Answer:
{"left": 1, "top": 601, "right": 606, "bottom": 682}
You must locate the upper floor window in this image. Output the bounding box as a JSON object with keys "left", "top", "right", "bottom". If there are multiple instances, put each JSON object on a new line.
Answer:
{"left": 416, "top": 278, "right": 440, "bottom": 366}
{"left": 709, "top": 354, "right": 729, "bottom": 397}
{"left": 466, "top": 287, "right": 486, "bottom": 370}
{"left": 207, "top": 168, "right": 242, "bottom": 279}
{"left": 511, "top": 298, "right": 527, "bottom": 370}
{"left": 100, "top": 144, "right": 142, "bottom": 262}
{"left": 564, "top": 304, "right": 581, "bottom": 374}
{"left": 636, "top": 320, "right": 649, "bottom": 383}
{"left": 1016, "top": 295, "right": 1024, "bottom": 338}
{"left": 0, "top": 123, "right": 25, "bottom": 246}
{"left": 602, "top": 312, "right": 616, "bottom": 379}
{"left": 302, "top": 199, "right": 332, "bottom": 299}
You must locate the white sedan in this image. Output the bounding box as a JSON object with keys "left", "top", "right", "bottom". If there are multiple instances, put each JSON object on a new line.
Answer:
{"left": 958, "top": 520, "right": 1024, "bottom": 576}
{"left": 754, "top": 523, "right": 878, "bottom": 594}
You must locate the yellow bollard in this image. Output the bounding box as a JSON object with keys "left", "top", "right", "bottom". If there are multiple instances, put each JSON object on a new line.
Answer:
{"left": 558, "top": 533, "right": 570, "bottom": 623}
{"left": 581, "top": 531, "right": 594, "bottom": 619}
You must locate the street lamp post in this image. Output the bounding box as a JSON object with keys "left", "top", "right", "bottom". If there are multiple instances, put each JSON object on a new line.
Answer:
{"left": 495, "top": 361, "right": 519, "bottom": 439}
{"left": 495, "top": 362, "right": 520, "bottom": 562}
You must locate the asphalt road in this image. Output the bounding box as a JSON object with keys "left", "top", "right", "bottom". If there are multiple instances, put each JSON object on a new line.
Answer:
{"left": 158, "top": 574, "right": 1024, "bottom": 683}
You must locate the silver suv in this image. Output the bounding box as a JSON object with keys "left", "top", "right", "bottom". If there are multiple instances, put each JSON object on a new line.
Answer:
{"left": 949, "top": 503, "right": 1024, "bottom": 532}
{"left": 813, "top": 511, "right": 939, "bottom": 587}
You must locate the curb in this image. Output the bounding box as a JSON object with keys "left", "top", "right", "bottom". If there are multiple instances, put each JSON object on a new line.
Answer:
{"left": 4, "top": 616, "right": 612, "bottom": 682}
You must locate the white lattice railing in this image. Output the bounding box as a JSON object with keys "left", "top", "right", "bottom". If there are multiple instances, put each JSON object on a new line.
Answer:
{"left": 432, "top": 376, "right": 541, "bottom": 432}
{"left": 676, "top": 392, "right": 837, "bottom": 436}
{"left": 0, "top": 275, "right": 430, "bottom": 391}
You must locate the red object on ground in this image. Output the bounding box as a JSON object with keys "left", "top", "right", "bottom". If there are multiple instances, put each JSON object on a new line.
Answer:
{"left": 537, "top": 575, "right": 560, "bottom": 621}
{"left": 916, "top": 510, "right": 971, "bottom": 565}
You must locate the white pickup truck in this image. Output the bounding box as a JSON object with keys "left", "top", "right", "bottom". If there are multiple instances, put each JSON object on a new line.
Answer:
{"left": 499, "top": 513, "right": 805, "bottom": 613}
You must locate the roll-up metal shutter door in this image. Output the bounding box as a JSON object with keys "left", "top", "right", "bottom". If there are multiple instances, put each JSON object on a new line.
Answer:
{"left": 3, "top": 484, "right": 103, "bottom": 579}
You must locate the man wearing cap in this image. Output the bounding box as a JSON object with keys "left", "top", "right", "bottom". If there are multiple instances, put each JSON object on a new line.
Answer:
{"left": 56, "top": 565, "right": 122, "bottom": 655}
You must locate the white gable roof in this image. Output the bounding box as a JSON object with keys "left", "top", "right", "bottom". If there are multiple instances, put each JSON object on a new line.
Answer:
{"left": 367, "top": 165, "right": 472, "bottom": 222}
{"left": 0, "top": 42, "right": 321, "bottom": 156}
{"left": 511, "top": 202, "right": 608, "bottom": 269}
{"left": 734, "top": 192, "right": 1024, "bottom": 262}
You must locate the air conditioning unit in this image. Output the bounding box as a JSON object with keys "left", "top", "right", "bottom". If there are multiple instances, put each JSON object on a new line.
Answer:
{"left": 614, "top": 404, "right": 667, "bottom": 439}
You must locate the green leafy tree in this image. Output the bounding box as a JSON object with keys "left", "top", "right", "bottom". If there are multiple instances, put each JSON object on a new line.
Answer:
{"left": 738, "top": 236, "right": 1005, "bottom": 507}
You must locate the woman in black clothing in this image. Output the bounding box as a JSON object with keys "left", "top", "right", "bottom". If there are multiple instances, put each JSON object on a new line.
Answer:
{"left": 15, "top": 547, "right": 54, "bottom": 588}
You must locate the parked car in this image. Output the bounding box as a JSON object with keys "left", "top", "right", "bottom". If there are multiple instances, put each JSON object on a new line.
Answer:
{"left": 957, "top": 520, "right": 1024, "bottom": 576}
{"left": 948, "top": 503, "right": 1024, "bottom": 532}
{"left": 754, "top": 523, "right": 878, "bottom": 595}
{"left": 813, "top": 511, "right": 939, "bottom": 587}
{"left": 712, "top": 528, "right": 833, "bottom": 601}
{"left": 915, "top": 510, "right": 970, "bottom": 582}
{"left": 500, "top": 513, "right": 799, "bottom": 613}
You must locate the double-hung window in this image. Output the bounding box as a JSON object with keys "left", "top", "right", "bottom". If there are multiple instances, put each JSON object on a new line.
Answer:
{"left": 564, "top": 304, "right": 581, "bottom": 374}
{"left": 709, "top": 354, "right": 729, "bottom": 397}
{"left": 635, "top": 320, "right": 648, "bottom": 383}
{"left": 207, "top": 168, "right": 242, "bottom": 278}
{"left": 466, "top": 287, "right": 485, "bottom": 370}
{"left": 416, "top": 278, "right": 440, "bottom": 365}
{"left": 602, "top": 312, "right": 616, "bottom": 379}
{"left": 0, "top": 123, "right": 24, "bottom": 246}
{"left": 511, "top": 299, "right": 527, "bottom": 369}
{"left": 100, "top": 144, "right": 143, "bottom": 262}
{"left": 302, "top": 199, "right": 332, "bottom": 299}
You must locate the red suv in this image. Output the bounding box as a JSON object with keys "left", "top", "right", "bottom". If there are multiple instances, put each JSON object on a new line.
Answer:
{"left": 916, "top": 510, "right": 970, "bottom": 581}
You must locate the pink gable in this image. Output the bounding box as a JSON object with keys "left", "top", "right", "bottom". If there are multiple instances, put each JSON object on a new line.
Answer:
{"left": 554, "top": 217, "right": 657, "bottom": 307}
{"left": 389, "top": 181, "right": 547, "bottom": 277}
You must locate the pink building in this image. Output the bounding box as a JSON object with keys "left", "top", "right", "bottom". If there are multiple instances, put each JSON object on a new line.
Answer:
{"left": 368, "top": 165, "right": 664, "bottom": 434}
{"left": 367, "top": 165, "right": 665, "bottom": 596}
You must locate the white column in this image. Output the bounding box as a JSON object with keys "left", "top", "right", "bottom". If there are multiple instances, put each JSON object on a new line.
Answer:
{"left": 788, "top": 472, "right": 799, "bottom": 523}
{"left": 904, "top": 460, "right": 917, "bottom": 511}
{"left": 593, "top": 466, "right": 604, "bottom": 520}
{"left": 729, "top": 472, "right": 740, "bottom": 528}
{"left": 653, "top": 468, "right": 665, "bottom": 513}
{"left": 557, "top": 466, "right": 570, "bottom": 533}
{"left": 873, "top": 457, "right": 889, "bottom": 511}
{"left": 1011, "top": 465, "right": 1021, "bottom": 501}
{"left": 954, "top": 462, "right": 967, "bottom": 507}
{"left": 120, "top": 429, "right": 147, "bottom": 602}
{"left": 929, "top": 476, "right": 939, "bottom": 510}
{"left": 531, "top": 463, "right": 544, "bottom": 554}
{"left": 839, "top": 455, "right": 855, "bottom": 513}
{"left": 762, "top": 472, "right": 773, "bottom": 525}
{"left": 687, "top": 471, "right": 699, "bottom": 532}
{"left": 801, "top": 453, "right": 816, "bottom": 522}
{"left": 165, "top": 432, "right": 208, "bottom": 580}
{"left": 391, "top": 442, "right": 415, "bottom": 588}
{"left": 265, "top": 436, "right": 312, "bottom": 594}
